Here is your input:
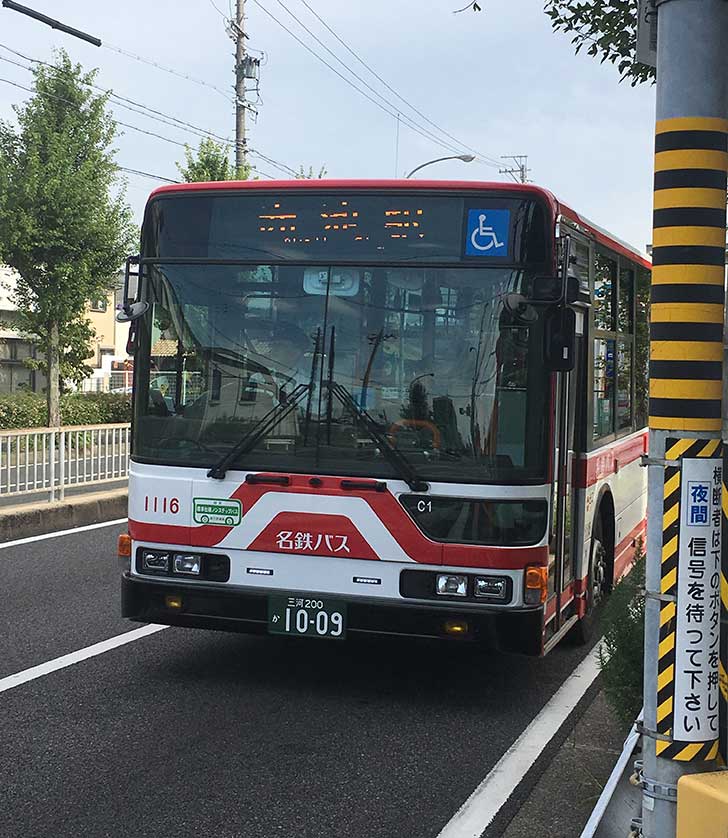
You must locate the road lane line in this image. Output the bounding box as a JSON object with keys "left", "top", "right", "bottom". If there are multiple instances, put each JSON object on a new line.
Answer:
{"left": 0, "top": 624, "right": 168, "bottom": 694}
{"left": 436, "top": 644, "right": 602, "bottom": 838}
{"left": 0, "top": 518, "right": 128, "bottom": 551}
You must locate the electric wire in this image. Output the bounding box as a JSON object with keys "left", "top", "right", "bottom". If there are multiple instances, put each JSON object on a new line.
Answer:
{"left": 101, "top": 41, "right": 234, "bottom": 103}
{"left": 119, "top": 167, "right": 180, "bottom": 183}
{"left": 206, "top": 0, "right": 230, "bottom": 20}
{"left": 0, "top": 46, "right": 299, "bottom": 178}
{"left": 252, "top": 0, "right": 477, "bottom": 160}
{"left": 296, "top": 0, "right": 502, "bottom": 168}
{"left": 1, "top": 74, "right": 278, "bottom": 184}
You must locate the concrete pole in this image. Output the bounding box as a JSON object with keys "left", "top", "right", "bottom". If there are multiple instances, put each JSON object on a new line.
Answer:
{"left": 643, "top": 2, "right": 728, "bottom": 836}
{"left": 235, "top": 0, "right": 246, "bottom": 173}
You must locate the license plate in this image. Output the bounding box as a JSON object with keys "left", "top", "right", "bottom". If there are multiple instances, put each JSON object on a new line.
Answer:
{"left": 268, "top": 595, "right": 347, "bottom": 639}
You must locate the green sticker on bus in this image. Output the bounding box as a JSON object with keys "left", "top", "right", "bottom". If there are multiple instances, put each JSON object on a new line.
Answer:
{"left": 193, "top": 498, "right": 242, "bottom": 527}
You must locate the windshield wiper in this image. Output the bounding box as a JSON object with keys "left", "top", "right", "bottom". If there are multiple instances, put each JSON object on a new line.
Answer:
{"left": 326, "top": 380, "right": 429, "bottom": 493}
{"left": 207, "top": 383, "right": 310, "bottom": 480}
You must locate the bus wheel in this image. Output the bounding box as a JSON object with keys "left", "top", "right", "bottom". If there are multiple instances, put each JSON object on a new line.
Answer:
{"left": 569, "top": 517, "right": 612, "bottom": 646}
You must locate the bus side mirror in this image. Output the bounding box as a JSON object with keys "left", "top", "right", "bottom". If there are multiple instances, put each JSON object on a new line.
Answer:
{"left": 116, "top": 254, "right": 149, "bottom": 323}
{"left": 544, "top": 307, "right": 576, "bottom": 372}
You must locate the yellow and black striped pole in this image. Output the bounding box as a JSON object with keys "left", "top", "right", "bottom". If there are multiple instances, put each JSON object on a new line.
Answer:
{"left": 651, "top": 116, "right": 727, "bottom": 432}
{"left": 651, "top": 116, "right": 727, "bottom": 761}
{"left": 641, "top": 4, "right": 728, "bottom": 832}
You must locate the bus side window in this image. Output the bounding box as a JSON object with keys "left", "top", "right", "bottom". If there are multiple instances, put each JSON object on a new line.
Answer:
{"left": 593, "top": 338, "right": 615, "bottom": 439}
{"left": 593, "top": 252, "right": 617, "bottom": 332}
{"left": 617, "top": 263, "right": 635, "bottom": 431}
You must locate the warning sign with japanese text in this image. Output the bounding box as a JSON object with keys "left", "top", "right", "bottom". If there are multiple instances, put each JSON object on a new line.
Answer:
{"left": 673, "top": 456, "right": 723, "bottom": 742}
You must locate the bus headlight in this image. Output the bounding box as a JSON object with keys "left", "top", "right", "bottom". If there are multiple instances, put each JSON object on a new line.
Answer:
{"left": 436, "top": 574, "right": 468, "bottom": 597}
{"left": 141, "top": 550, "right": 169, "bottom": 574}
{"left": 474, "top": 576, "right": 508, "bottom": 600}
{"left": 173, "top": 553, "right": 201, "bottom": 576}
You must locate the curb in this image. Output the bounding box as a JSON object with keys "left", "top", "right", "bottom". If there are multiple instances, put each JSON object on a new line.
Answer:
{"left": 0, "top": 489, "right": 128, "bottom": 543}
{"left": 500, "top": 688, "right": 627, "bottom": 838}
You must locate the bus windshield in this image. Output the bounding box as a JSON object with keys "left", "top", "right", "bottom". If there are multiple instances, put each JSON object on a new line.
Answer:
{"left": 132, "top": 261, "right": 550, "bottom": 483}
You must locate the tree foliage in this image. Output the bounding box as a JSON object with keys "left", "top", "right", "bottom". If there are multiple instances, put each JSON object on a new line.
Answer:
{"left": 295, "top": 164, "right": 328, "bottom": 179}
{"left": 177, "top": 137, "right": 251, "bottom": 182}
{"left": 544, "top": 0, "right": 655, "bottom": 86}
{"left": 0, "top": 50, "right": 136, "bottom": 425}
{"left": 598, "top": 539, "right": 646, "bottom": 725}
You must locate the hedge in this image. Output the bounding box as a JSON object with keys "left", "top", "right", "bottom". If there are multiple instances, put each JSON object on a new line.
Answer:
{"left": 598, "top": 538, "right": 646, "bottom": 726}
{"left": 0, "top": 392, "right": 132, "bottom": 430}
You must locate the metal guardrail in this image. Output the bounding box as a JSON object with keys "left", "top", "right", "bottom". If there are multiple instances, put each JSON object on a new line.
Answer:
{"left": 0, "top": 423, "right": 131, "bottom": 502}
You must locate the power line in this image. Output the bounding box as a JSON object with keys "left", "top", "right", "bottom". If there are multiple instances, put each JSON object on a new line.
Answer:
{"left": 251, "top": 0, "right": 475, "bottom": 160}
{"left": 250, "top": 166, "right": 278, "bottom": 179}
{"left": 101, "top": 41, "right": 234, "bottom": 103}
{"left": 0, "top": 45, "right": 299, "bottom": 177}
{"left": 0, "top": 74, "right": 191, "bottom": 149}
{"left": 119, "top": 166, "right": 180, "bottom": 183}
{"left": 296, "top": 0, "right": 501, "bottom": 168}
{"left": 260, "top": 0, "right": 482, "bottom": 160}
{"left": 1, "top": 73, "right": 301, "bottom": 184}
{"left": 499, "top": 154, "right": 531, "bottom": 184}
{"left": 206, "top": 0, "right": 230, "bottom": 20}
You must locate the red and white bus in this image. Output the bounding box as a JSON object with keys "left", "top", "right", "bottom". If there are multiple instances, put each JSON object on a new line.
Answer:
{"left": 119, "top": 180, "right": 650, "bottom": 656}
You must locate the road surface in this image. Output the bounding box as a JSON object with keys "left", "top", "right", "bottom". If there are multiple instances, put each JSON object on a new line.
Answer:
{"left": 0, "top": 522, "right": 600, "bottom": 838}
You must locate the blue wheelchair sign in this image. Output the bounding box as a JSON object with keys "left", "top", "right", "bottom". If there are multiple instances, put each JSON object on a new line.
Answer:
{"left": 465, "top": 209, "right": 511, "bottom": 257}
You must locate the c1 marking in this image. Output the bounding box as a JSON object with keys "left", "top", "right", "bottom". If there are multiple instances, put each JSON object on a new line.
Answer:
{"left": 417, "top": 499, "right": 432, "bottom": 514}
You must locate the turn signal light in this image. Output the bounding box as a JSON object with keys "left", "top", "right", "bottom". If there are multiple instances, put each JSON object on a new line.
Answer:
{"left": 524, "top": 565, "right": 548, "bottom": 605}
{"left": 165, "top": 595, "right": 183, "bottom": 610}
{"left": 117, "top": 533, "right": 132, "bottom": 557}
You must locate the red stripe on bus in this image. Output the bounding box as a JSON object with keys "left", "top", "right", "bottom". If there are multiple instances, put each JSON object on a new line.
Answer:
{"left": 129, "top": 475, "right": 548, "bottom": 570}
{"left": 574, "top": 431, "right": 648, "bottom": 488}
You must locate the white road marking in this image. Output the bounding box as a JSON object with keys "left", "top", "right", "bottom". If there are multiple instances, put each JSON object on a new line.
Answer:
{"left": 436, "top": 644, "right": 602, "bottom": 838}
{"left": 0, "top": 518, "right": 128, "bottom": 551}
{"left": 0, "top": 624, "right": 168, "bottom": 694}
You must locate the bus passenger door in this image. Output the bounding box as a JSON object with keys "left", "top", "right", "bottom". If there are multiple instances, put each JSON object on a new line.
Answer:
{"left": 548, "top": 310, "right": 585, "bottom": 640}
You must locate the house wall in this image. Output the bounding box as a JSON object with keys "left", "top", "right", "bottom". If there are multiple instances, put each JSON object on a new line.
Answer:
{"left": 0, "top": 266, "right": 130, "bottom": 395}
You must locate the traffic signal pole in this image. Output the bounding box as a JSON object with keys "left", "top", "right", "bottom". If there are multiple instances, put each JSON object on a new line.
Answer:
{"left": 643, "top": 2, "right": 728, "bottom": 836}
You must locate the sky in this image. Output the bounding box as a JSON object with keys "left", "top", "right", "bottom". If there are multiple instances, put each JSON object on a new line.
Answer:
{"left": 0, "top": 0, "right": 656, "bottom": 251}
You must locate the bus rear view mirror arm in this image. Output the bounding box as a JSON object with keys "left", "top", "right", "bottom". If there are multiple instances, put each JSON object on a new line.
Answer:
{"left": 116, "top": 254, "right": 149, "bottom": 323}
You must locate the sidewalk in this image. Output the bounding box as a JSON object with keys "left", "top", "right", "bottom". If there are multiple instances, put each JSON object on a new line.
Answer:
{"left": 499, "top": 690, "right": 627, "bottom": 838}
{"left": 0, "top": 487, "right": 128, "bottom": 542}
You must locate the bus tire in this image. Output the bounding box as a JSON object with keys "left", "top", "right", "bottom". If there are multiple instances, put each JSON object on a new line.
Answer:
{"left": 569, "top": 514, "right": 612, "bottom": 646}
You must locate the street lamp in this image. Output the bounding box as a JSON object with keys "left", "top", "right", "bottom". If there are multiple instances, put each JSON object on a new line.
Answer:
{"left": 405, "top": 154, "right": 476, "bottom": 179}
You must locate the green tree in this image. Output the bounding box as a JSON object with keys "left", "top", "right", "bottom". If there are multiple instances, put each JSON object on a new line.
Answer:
{"left": 177, "top": 137, "right": 251, "bottom": 182}
{"left": 296, "top": 164, "right": 328, "bottom": 179}
{"left": 0, "top": 50, "right": 136, "bottom": 426}
{"left": 544, "top": 0, "right": 654, "bottom": 86}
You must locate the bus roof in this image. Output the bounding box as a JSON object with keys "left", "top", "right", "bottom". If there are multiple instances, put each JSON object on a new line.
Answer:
{"left": 147, "top": 179, "right": 651, "bottom": 269}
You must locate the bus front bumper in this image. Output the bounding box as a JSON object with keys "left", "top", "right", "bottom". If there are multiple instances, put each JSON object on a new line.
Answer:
{"left": 121, "top": 573, "right": 544, "bottom": 654}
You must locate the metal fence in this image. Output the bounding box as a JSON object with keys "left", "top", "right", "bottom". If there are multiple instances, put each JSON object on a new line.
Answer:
{"left": 0, "top": 423, "right": 131, "bottom": 502}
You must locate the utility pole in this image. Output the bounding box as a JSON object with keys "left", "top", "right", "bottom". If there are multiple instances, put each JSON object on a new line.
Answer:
{"left": 235, "top": 0, "right": 247, "bottom": 173}
{"left": 499, "top": 155, "right": 530, "bottom": 183}
{"left": 641, "top": 2, "right": 728, "bottom": 837}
